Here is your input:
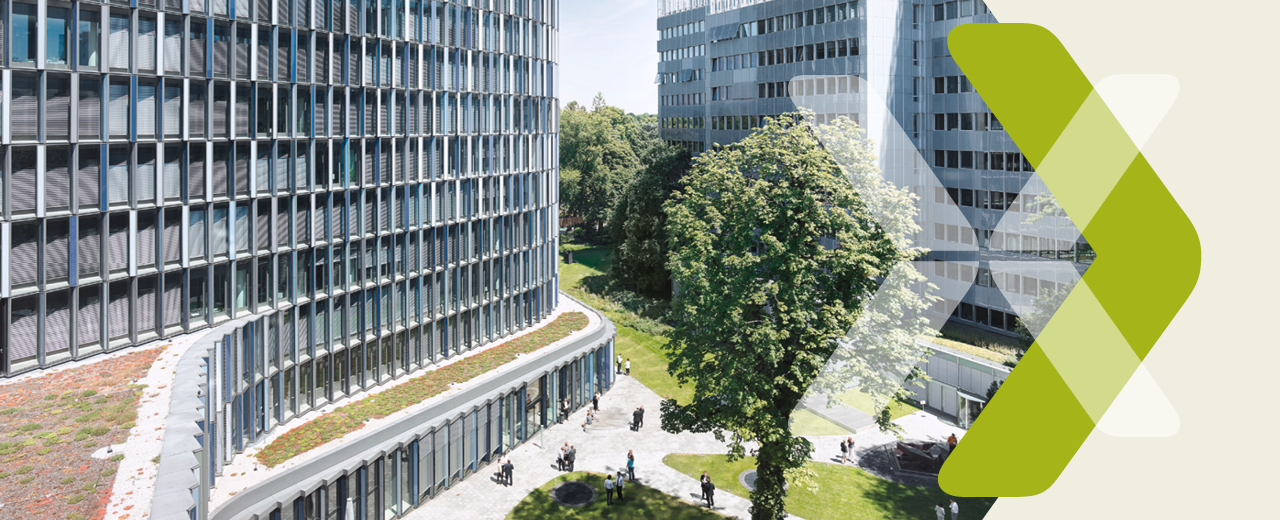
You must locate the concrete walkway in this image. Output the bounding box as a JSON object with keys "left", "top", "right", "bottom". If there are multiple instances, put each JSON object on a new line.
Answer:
{"left": 404, "top": 373, "right": 783, "bottom": 520}
{"left": 404, "top": 373, "right": 965, "bottom": 520}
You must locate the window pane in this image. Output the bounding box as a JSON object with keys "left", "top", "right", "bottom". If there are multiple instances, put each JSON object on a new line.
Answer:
{"left": 47, "top": 6, "right": 72, "bottom": 65}
{"left": 12, "top": 3, "right": 37, "bottom": 63}
{"left": 79, "top": 11, "right": 101, "bottom": 67}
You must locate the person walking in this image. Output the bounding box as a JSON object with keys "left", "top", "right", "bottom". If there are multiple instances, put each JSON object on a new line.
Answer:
{"left": 503, "top": 457, "right": 514, "bottom": 487}
{"left": 560, "top": 398, "right": 570, "bottom": 424}
{"left": 842, "top": 436, "right": 855, "bottom": 464}
{"left": 950, "top": 497, "right": 960, "bottom": 520}
{"left": 935, "top": 502, "right": 947, "bottom": 520}
{"left": 625, "top": 358, "right": 631, "bottom": 376}
{"left": 637, "top": 405, "right": 645, "bottom": 429}
{"left": 604, "top": 474, "right": 615, "bottom": 505}
{"left": 702, "top": 477, "right": 716, "bottom": 508}
{"left": 557, "top": 443, "right": 569, "bottom": 471}
{"left": 626, "top": 450, "right": 636, "bottom": 481}
{"left": 593, "top": 391, "right": 600, "bottom": 411}
{"left": 631, "top": 407, "right": 641, "bottom": 431}
{"left": 617, "top": 354, "right": 623, "bottom": 374}
{"left": 947, "top": 433, "right": 958, "bottom": 451}
{"left": 615, "top": 470, "right": 626, "bottom": 500}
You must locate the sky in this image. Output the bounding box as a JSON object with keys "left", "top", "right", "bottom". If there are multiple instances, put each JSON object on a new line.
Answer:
{"left": 559, "top": 0, "right": 658, "bottom": 115}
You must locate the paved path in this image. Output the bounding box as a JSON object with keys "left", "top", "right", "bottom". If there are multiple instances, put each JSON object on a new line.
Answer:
{"left": 404, "top": 373, "right": 779, "bottom": 520}
{"left": 405, "top": 373, "right": 965, "bottom": 520}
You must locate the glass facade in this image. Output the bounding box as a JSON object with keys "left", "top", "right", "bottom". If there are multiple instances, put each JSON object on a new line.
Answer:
{"left": 0, "top": 0, "right": 561, "bottom": 378}
{"left": 256, "top": 340, "right": 609, "bottom": 520}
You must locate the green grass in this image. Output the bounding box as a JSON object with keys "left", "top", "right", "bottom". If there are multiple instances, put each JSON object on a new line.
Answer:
{"left": 834, "top": 389, "right": 922, "bottom": 422}
{"left": 663, "top": 454, "right": 996, "bottom": 520}
{"left": 559, "top": 246, "right": 692, "bottom": 404}
{"left": 790, "top": 409, "right": 852, "bottom": 437}
{"left": 505, "top": 471, "right": 727, "bottom": 520}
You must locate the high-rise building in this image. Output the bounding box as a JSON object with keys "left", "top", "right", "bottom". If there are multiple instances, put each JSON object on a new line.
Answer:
{"left": 0, "top": 3, "right": 617, "bottom": 518}
{"left": 657, "top": 0, "right": 1093, "bottom": 342}
{"left": 0, "top": 0, "right": 564, "bottom": 377}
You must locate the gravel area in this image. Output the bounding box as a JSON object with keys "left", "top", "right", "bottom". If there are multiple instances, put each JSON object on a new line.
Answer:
{"left": 101, "top": 332, "right": 208, "bottom": 520}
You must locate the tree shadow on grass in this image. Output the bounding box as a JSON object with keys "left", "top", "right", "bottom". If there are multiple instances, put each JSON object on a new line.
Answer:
{"left": 857, "top": 474, "right": 996, "bottom": 520}
{"left": 506, "top": 471, "right": 729, "bottom": 520}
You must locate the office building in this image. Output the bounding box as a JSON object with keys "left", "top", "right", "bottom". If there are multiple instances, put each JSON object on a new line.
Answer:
{"left": 0, "top": 1, "right": 616, "bottom": 519}
{"left": 656, "top": 0, "right": 1094, "bottom": 348}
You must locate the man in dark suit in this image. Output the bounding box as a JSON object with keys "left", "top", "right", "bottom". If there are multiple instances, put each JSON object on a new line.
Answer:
{"left": 631, "top": 408, "right": 642, "bottom": 431}
{"left": 566, "top": 445, "right": 577, "bottom": 472}
{"left": 637, "top": 405, "right": 645, "bottom": 429}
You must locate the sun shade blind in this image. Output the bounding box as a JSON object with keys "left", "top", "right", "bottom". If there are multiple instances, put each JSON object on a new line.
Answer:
{"left": 163, "top": 274, "right": 183, "bottom": 327}
{"left": 136, "top": 146, "right": 157, "bottom": 204}
{"left": 190, "top": 22, "right": 207, "bottom": 75}
{"left": 137, "top": 212, "right": 157, "bottom": 269}
{"left": 6, "top": 149, "right": 34, "bottom": 215}
{"left": 11, "top": 75, "right": 38, "bottom": 141}
{"left": 109, "top": 14, "right": 129, "bottom": 69}
{"left": 9, "top": 225, "right": 39, "bottom": 287}
{"left": 79, "top": 288, "right": 102, "bottom": 348}
{"left": 138, "top": 81, "right": 158, "bottom": 138}
{"left": 163, "top": 209, "right": 182, "bottom": 264}
{"left": 108, "top": 282, "right": 130, "bottom": 340}
{"left": 108, "top": 80, "right": 130, "bottom": 139}
{"left": 164, "top": 21, "right": 182, "bottom": 72}
{"left": 139, "top": 17, "right": 157, "bottom": 70}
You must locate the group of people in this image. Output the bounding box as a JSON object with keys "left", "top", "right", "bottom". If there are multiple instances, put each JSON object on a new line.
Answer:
{"left": 602, "top": 470, "right": 628, "bottom": 504}
{"left": 630, "top": 405, "right": 645, "bottom": 431}
{"left": 935, "top": 498, "right": 960, "bottom": 520}
{"left": 616, "top": 355, "right": 630, "bottom": 375}
{"left": 603, "top": 450, "right": 637, "bottom": 505}
{"left": 495, "top": 454, "right": 515, "bottom": 487}
{"left": 557, "top": 442, "right": 577, "bottom": 472}
{"left": 839, "top": 436, "right": 855, "bottom": 464}
{"left": 700, "top": 471, "right": 717, "bottom": 508}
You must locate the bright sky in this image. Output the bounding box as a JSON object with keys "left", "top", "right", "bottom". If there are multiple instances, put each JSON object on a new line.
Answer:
{"left": 559, "top": 0, "right": 658, "bottom": 115}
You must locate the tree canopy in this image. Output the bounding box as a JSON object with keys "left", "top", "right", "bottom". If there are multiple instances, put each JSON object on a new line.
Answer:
{"left": 558, "top": 94, "right": 659, "bottom": 235}
{"left": 659, "top": 114, "right": 913, "bottom": 520}
{"left": 611, "top": 146, "right": 692, "bottom": 297}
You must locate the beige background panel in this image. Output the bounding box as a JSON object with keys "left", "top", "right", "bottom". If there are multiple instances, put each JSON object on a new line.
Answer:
{"left": 976, "top": 1, "right": 1280, "bottom": 518}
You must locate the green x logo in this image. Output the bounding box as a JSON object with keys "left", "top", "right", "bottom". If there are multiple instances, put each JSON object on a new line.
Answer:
{"left": 938, "top": 24, "right": 1201, "bottom": 497}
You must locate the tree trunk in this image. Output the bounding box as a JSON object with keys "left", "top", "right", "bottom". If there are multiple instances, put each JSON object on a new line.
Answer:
{"left": 751, "top": 439, "right": 791, "bottom": 520}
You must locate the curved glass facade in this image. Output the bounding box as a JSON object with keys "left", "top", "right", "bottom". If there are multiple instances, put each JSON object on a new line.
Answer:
{"left": 0, "top": 0, "right": 561, "bottom": 381}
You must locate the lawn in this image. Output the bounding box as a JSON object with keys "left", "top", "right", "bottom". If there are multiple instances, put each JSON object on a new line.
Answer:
{"left": 559, "top": 246, "right": 692, "bottom": 404}
{"left": 663, "top": 454, "right": 997, "bottom": 520}
{"left": 835, "top": 389, "right": 922, "bottom": 422}
{"left": 790, "top": 409, "right": 852, "bottom": 436}
{"left": 505, "top": 471, "right": 728, "bottom": 520}
{"left": 0, "top": 348, "right": 162, "bottom": 520}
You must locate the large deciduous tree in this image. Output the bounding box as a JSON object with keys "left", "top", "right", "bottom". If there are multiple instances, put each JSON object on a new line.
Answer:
{"left": 558, "top": 94, "right": 642, "bottom": 236}
{"left": 611, "top": 145, "right": 692, "bottom": 297}
{"left": 660, "top": 114, "right": 911, "bottom": 520}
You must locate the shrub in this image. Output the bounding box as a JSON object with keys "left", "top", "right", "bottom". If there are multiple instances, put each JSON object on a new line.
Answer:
{"left": 67, "top": 494, "right": 86, "bottom": 504}
{"left": 61, "top": 477, "right": 76, "bottom": 484}
{"left": 18, "top": 423, "right": 41, "bottom": 432}
{"left": 109, "top": 454, "right": 124, "bottom": 462}
{"left": 81, "top": 390, "right": 99, "bottom": 398}
{"left": 37, "top": 447, "right": 51, "bottom": 455}
{"left": 0, "top": 407, "right": 20, "bottom": 415}
{"left": 102, "top": 468, "right": 117, "bottom": 477}
{"left": 19, "top": 476, "right": 34, "bottom": 484}
{"left": 0, "top": 472, "right": 10, "bottom": 479}
{"left": 16, "top": 465, "right": 34, "bottom": 474}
